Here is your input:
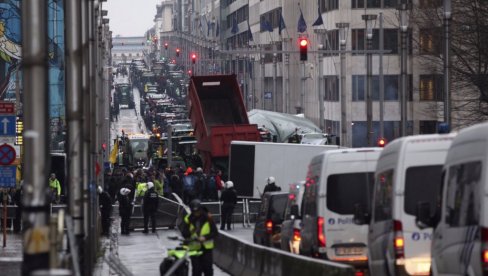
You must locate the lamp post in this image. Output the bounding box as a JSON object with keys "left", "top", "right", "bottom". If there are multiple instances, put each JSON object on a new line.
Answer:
{"left": 336, "top": 22, "right": 349, "bottom": 147}
{"left": 399, "top": 1, "right": 409, "bottom": 137}
{"left": 318, "top": 43, "right": 324, "bottom": 131}
{"left": 273, "top": 52, "right": 277, "bottom": 112}
{"left": 362, "top": 14, "right": 377, "bottom": 147}
{"left": 443, "top": 0, "right": 451, "bottom": 128}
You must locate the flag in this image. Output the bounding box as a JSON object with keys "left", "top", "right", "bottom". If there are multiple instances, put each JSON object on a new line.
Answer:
{"left": 297, "top": 8, "right": 307, "bottom": 33}
{"left": 216, "top": 22, "right": 220, "bottom": 36}
{"left": 207, "top": 21, "right": 211, "bottom": 36}
{"left": 231, "top": 17, "right": 239, "bottom": 34}
{"left": 248, "top": 21, "right": 253, "bottom": 41}
{"left": 109, "top": 139, "right": 118, "bottom": 164}
{"left": 279, "top": 12, "right": 286, "bottom": 35}
{"left": 312, "top": 9, "right": 324, "bottom": 27}
{"left": 260, "top": 19, "right": 273, "bottom": 32}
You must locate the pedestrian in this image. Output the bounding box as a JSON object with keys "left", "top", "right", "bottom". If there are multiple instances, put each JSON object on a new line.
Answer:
{"left": 142, "top": 182, "right": 159, "bottom": 233}
{"left": 194, "top": 167, "right": 206, "bottom": 200}
{"left": 98, "top": 186, "right": 113, "bottom": 236}
{"left": 263, "top": 176, "right": 281, "bottom": 194}
{"left": 220, "top": 181, "right": 237, "bottom": 231}
{"left": 118, "top": 188, "right": 132, "bottom": 235}
{"left": 181, "top": 199, "right": 218, "bottom": 276}
{"left": 182, "top": 167, "right": 195, "bottom": 204}
{"left": 206, "top": 171, "right": 218, "bottom": 201}
{"left": 49, "top": 173, "right": 61, "bottom": 204}
{"left": 170, "top": 172, "right": 182, "bottom": 200}
{"left": 12, "top": 183, "right": 22, "bottom": 233}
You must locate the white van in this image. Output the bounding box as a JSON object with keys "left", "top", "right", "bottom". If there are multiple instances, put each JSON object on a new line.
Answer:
{"left": 359, "top": 133, "right": 456, "bottom": 276}
{"left": 416, "top": 123, "right": 487, "bottom": 275}
{"left": 299, "top": 148, "right": 382, "bottom": 270}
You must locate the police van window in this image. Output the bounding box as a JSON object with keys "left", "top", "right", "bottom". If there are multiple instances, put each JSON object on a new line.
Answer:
{"left": 373, "top": 170, "right": 394, "bottom": 222}
{"left": 445, "top": 161, "right": 482, "bottom": 227}
{"left": 404, "top": 165, "right": 443, "bottom": 217}
{"left": 258, "top": 196, "right": 269, "bottom": 219}
{"left": 326, "top": 172, "right": 374, "bottom": 215}
{"left": 270, "top": 195, "right": 288, "bottom": 220}
{"left": 302, "top": 157, "right": 322, "bottom": 217}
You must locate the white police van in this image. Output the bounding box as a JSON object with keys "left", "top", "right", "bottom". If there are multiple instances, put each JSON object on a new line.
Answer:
{"left": 299, "top": 148, "right": 382, "bottom": 270}
{"left": 360, "top": 133, "right": 456, "bottom": 276}
{"left": 417, "top": 123, "right": 487, "bottom": 275}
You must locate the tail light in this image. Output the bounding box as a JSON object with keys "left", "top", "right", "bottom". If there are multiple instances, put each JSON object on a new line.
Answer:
{"left": 293, "top": 228, "right": 301, "bottom": 241}
{"left": 482, "top": 227, "right": 488, "bottom": 275}
{"left": 355, "top": 272, "right": 364, "bottom": 276}
{"left": 394, "top": 220, "right": 405, "bottom": 260}
{"left": 266, "top": 220, "right": 273, "bottom": 234}
{"left": 318, "top": 217, "right": 326, "bottom": 247}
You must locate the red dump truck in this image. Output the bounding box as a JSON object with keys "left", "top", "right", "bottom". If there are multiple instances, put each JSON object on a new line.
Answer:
{"left": 188, "top": 75, "right": 260, "bottom": 172}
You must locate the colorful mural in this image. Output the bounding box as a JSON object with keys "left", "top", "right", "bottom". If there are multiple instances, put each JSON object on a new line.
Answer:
{"left": 0, "top": 0, "right": 21, "bottom": 99}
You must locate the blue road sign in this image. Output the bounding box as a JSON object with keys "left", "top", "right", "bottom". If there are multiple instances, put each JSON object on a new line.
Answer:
{"left": 0, "top": 115, "right": 16, "bottom": 136}
{"left": 0, "top": 165, "right": 16, "bottom": 188}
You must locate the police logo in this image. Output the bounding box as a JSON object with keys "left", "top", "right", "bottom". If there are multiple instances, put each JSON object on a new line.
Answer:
{"left": 328, "top": 218, "right": 335, "bottom": 225}
{"left": 412, "top": 232, "right": 420, "bottom": 241}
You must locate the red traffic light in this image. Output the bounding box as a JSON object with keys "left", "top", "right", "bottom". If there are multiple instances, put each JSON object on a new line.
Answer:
{"left": 299, "top": 37, "right": 308, "bottom": 61}
{"left": 191, "top": 54, "right": 196, "bottom": 64}
{"left": 188, "top": 70, "right": 192, "bottom": 75}
{"left": 176, "top": 48, "right": 180, "bottom": 57}
{"left": 164, "top": 43, "right": 168, "bottom": 49}
{"left": 377, "top": 137, "right": 387, "bottom": 147}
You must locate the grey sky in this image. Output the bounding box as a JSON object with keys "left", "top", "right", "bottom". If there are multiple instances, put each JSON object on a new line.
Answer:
{"left": 104, "top": 0, "right": 161, "bottom": 37}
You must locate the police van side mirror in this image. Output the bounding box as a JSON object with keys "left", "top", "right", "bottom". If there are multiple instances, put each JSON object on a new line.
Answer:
{"left": 415, "top": 201, "right": 434, "bottom": 229}
{"left": 290, "top": 205, "right": 300, "bottom": 219}
{"left": 353, "top": 203, "right": 370, "bottom": 225}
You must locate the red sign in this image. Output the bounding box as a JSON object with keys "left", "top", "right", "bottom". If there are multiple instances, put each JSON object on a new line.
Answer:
{"left": 0, "top": 144, "right": 16, "bottom": 165}
{"left": 0, "top": 102, "right": 15, "bottom": 114}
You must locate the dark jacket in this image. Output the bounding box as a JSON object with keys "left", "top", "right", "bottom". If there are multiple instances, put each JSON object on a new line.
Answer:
{"left": 220, "top": 188, "right": 237, "bottom": 206}
{"left": 143, "top": 187, "right": 159, "bottom": 213}
{"left": 118, "top": 193, "right": 132, "bottom": 217}
{"left": 263, "top": 183, "right": 281, "bottom": 193}
{"left": 99, "top": 191, "right": 113, "bottom": 216}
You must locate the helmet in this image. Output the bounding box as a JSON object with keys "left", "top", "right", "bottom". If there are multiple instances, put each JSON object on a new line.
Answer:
{"left": 196, "top": 167, "right": 203, "bottom": 173}
{"left": 189, "top": 199, "right": 202, "bottom": 212}
{"left": 147, "top": 182, "right": 154, "bottom": 189}
{"left": 97, "top": 186, "right": 103, "bottom": 194}
{"left": 120, "top": 188, "right": 131, "bottom": 195}
{"left": 266, "top": 176, "right": 276, "bottom": 185}
{"left": 225, "top": 181, "right": 234, "bottom": 189}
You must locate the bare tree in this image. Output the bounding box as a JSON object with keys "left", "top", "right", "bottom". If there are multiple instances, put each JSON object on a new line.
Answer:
{"left": 410, "top": 0, "right": 488, "bottom": 127}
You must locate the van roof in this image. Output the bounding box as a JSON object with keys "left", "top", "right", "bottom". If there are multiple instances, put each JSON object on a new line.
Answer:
{"left": 381, "top": 133, "right": 456, "bottom": 155}
{"left": 445, "top": 122, "right": 488, "bottom": 163}
{"left": 316, "top": 147, "right": 383, "bottom": 158}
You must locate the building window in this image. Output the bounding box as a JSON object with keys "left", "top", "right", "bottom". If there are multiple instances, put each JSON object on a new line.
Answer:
{"left": 325, "top": 120, "right": 340, "bottom": 136}
{"left": 419, "top": 120, "right": 438, "bottom": 134}
{"left": 351, "top": 0, "right": 395, "bottom": 8}
{"left": 352, "top": 29, "right": 399, "bottom": 54}
{"left": 319, "top": 0, "right": 339, "bottom": 12}
{"left": 419, "top": 0, "right": 442, "bottom": 8}
{"left": 325, "top": 29, "right": 339, "bottom": 54}
{"left": 419, "top": 28, "right": 441, "bottom": 55}
{"left": 419, "top": 74, "right": 444, "bottom": 101}
{"left": 352, "top": 75, "right": 413, "bottom": 101}
{"left": 324, "top": 76, "right": 339, "bottom": 101}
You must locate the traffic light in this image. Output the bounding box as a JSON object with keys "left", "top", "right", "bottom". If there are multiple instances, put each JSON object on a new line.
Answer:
{"left": 176, "top": 48, "right": 180, "bottom": 57}
{"left": 299, "top": 37, "right": 308, "bottom": 61}
{"left": 191, "top": 53, "right": 196, "bottom": 64}
{"left": 164, "top": 43, "right": 168, "bottom": 49}
{"left": 377, "top": 137, "right": 387, "bottom": 147}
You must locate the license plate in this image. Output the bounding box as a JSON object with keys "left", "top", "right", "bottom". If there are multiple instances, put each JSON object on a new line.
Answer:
{"left": 335, "top": 247, "right": 363, "bottom": 256}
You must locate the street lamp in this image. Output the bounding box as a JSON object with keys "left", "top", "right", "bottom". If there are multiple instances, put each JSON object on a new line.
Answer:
{"left": 336, "top": 22, "right": 349, "bottom": 147}
{"left": 399, "top": 1, "right": 409, "bottom": 137}
{"left": 362, "top": 14, "right": 377, "bottom": 147}
{"left": 443, "top": 0, "right": 451, "bottom": 128}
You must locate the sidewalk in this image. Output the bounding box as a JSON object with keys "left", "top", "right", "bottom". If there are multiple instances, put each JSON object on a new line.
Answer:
{"left": 0, "top": 232, "right": 23, "bottom": 275}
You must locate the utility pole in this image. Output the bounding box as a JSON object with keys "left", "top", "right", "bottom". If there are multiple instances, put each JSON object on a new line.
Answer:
{"left": 399, "top": 1, "right": 408, "bottom": 136}
{"left": 337, "top": 23, "right": 350, "bottom": 146}
{"left": 21, "top": 0, "right": 50, "bottom": 274}
{"left": 379, "top": 13, "right": 385, "bottom": 139}
{"left": 261, "top": 51, "right": 265, "bottom": 110}
{"left": 272, "top": 52, "right": 277, "bottom": 112}
{"left": 318, "top": 44, "right": 324, "bottom": 131}
{"left": 443, "top": 0, "right": 451, "bottom": 128}
{"left": 363, "top": 14, "right": 377, "bottom": 147}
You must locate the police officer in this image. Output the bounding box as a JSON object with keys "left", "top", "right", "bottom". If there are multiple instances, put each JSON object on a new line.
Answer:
{"left": 98, "top": 186, "right": 113, "bottom": 236}
{"left": 142, "top": 182, "right": 159, "bottom": 233}
{"left": 182, "top": 199, "right": 218, "bottom": 276}
{"left": 263, "top": 176, "right": 281, "bottom": 194}
{"left": 49, "top": 173, "right": 61, "bottom": 204}
{"left": 220, "top": 181, "right": 237, "bottom": 231}
{"left": 118, "top": 188, "right": 132, "bottom": 235}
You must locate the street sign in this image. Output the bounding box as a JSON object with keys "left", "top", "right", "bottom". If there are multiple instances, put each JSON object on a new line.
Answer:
{"left": 0, "top": 115, "right": 16, "bottom": 136}
{"left": 0, "top": 102, "right": 15, "bottom": 114}
{"left": 264, "top": 91, "right": 272, "bottom": 99}
{"left": 0, "top": 144, "right": 15, "bottom": 165}
{"left": 0, "top": 165, "right": 16, "bottom": 188}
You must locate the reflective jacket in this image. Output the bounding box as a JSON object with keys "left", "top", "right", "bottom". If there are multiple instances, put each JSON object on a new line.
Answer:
{"left": 183, "top": 213, "right": 217, "bottom": 251}
{"left": 49, "top": 178, "right": 61, "bottom": 195}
